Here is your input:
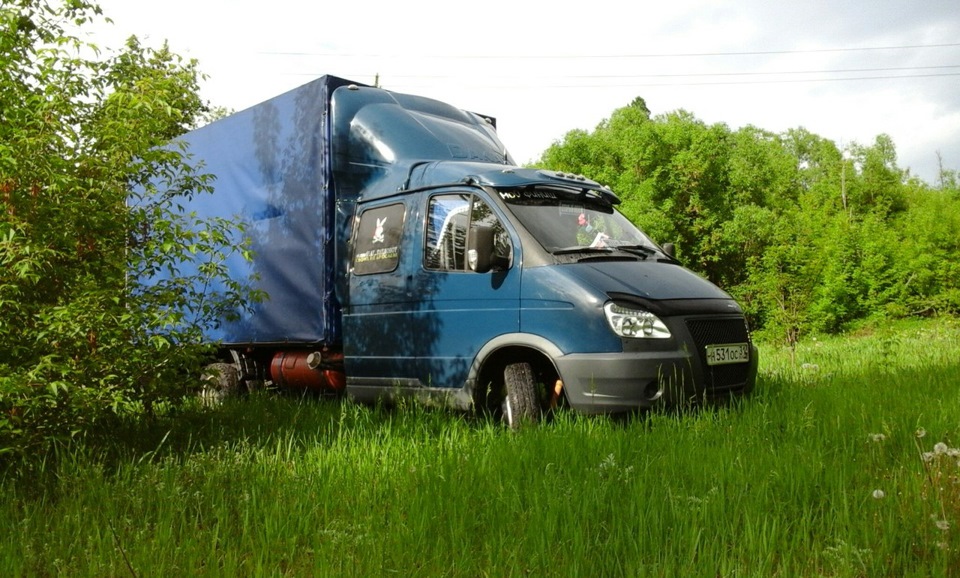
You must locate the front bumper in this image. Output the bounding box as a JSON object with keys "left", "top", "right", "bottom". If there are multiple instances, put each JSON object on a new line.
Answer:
{"left": 555, "top": 343, "right": 758, "bottom": 414}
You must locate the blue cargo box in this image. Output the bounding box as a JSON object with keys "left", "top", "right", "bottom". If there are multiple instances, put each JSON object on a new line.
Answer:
{"left": 166, "top": 75, "right": 356, "bottom": 346}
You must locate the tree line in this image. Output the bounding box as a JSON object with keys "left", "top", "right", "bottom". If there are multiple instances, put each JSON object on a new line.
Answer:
{"left": 537, "top": 97, "right": 960, "bottom": 346}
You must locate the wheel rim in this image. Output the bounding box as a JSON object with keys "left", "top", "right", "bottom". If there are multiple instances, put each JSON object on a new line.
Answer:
{"left": 502, "top": 396, "right": 514, "bottom": 428}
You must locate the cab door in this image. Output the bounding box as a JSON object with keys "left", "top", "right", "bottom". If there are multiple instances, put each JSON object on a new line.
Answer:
{"left": 411, "top": 190, "right": 521, "bottom": 388}
{"left": 343, "top": 200, "right": 421, "bottom": 384}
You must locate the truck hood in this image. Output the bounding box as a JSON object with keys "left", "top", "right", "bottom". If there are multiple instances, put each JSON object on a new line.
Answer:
{"left": 565, "top": 261, "right": 732, "bottom": 301}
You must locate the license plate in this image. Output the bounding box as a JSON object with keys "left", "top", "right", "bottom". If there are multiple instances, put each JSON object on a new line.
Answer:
{"left": 705, "top": 343, "right": 750, "bottom": 366}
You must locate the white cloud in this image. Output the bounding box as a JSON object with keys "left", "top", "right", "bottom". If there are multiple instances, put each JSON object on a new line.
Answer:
{"left": 86, "top": 0, "right": 960, "bottom": 183}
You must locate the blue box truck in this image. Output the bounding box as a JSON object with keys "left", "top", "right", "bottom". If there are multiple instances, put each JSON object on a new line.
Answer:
{"left": 167, "top": 75, "right": 757, "bottom": 425}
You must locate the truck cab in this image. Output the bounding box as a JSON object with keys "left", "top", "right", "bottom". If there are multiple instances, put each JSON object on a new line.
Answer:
{"left": 342, "top": 162, "right": 756, "bottom": 423}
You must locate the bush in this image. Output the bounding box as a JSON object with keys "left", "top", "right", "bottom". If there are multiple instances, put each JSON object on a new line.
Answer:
{"left": 0, "top": 1, "right": 255, "bottom": 461}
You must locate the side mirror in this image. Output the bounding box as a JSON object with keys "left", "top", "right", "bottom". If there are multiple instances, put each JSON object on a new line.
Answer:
{"left": 467, "top": 225, "right": 510, "bottom": 273}
{"left": 662, "top": 242, "right": 676, "bottom": 259}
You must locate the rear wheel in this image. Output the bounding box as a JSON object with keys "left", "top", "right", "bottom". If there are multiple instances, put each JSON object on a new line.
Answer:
{"left": 502, "top": 362, "right": 539, "bottom": 428}
{"left": 200, "top": 362, "right": 240, "bottom": 406}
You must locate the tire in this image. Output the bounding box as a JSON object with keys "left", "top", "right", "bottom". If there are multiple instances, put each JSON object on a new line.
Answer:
{"left": 502, "top": 362, "right": 540, "bottom": 428}
{"left": 200, "top": 362, "right": 240, "bottom": 406}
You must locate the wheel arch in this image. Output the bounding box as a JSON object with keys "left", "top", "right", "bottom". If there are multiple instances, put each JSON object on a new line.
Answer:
{"left": 469, "top": 333, "right": 564, "bottom": 411}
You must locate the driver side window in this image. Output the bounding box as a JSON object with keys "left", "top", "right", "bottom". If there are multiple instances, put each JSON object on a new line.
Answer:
{"left": 425, "top": 194, "right": 508, "bottom": 271}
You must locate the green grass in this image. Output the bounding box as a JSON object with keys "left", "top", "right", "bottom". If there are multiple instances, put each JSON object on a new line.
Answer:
{"left": 2, "top": 318, "right": 960, "bottom": 577}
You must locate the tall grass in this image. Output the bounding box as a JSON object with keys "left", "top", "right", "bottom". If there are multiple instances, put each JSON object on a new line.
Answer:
{"left": 2, "top": 318, "right": 959, "bottom": 576}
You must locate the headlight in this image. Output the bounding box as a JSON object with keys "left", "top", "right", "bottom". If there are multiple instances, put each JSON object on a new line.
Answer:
{"left": 604, "top": 302, "right": 671, "bottom": 339}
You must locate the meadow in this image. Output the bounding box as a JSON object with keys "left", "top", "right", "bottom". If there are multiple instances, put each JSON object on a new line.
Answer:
{"left": 2, "top": 318, "right": 959, "bottom": 577}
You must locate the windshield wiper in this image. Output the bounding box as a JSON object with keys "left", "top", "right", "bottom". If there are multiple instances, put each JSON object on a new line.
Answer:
{"left": 612, "top": 244, "right": 657, "bottom": 258}
{"left": 551, "top": 246, "right": 643, "bottom": 264}
{"left": 552, "top": 246, "right": 616, "bottom": 256}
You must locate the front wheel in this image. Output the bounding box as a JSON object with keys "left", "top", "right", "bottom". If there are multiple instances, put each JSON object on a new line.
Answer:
{"left": 502, "top": 362, "right": 540, "bottom": 428}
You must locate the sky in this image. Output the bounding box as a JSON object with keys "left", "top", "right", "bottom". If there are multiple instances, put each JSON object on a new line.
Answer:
{"left": 82, "top": 0, "right": 960, "bottom": 185}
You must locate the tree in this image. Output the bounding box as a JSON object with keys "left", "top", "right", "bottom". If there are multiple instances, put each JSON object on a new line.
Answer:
{"left": 935, "top": 151, "right": 958, "bottom": 191}
{"left": 541, "top": 102, "right": 794, "bottom": 292}
{"left": 747, "top": 207, "right": 823, "bottom": 351}
{"left": 538, "top": 95, "right": 960, "bottom": 341}
{"left": 782, "top": 127, "right": 844, "bottom": 210}
{"left": 0, "top": 1, "right": 256, "bottom": 460}
{"left": 846, "top": 134, "right": 907, "bottom": 217}
{"left": 887, "top": 183, "right": 960, "bottom": 316}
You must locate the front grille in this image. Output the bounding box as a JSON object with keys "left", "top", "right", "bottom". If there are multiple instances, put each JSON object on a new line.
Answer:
{"left": 685, "top": 317, "right": 752, "bottom": 392}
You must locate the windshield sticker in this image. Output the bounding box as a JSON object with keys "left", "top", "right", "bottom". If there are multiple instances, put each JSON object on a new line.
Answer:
{"left": 499, "top": 190, "right": 558, "bottom": 201}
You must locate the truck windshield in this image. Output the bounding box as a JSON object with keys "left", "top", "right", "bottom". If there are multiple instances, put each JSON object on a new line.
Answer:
{"left": 497, "top": 188, "right": 660, "bottom": 257}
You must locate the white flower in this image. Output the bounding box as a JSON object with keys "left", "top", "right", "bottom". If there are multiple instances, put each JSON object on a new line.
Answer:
{"left": 872, "top": 489, "right": 885, "bottom": 499}
{"left": 934, "top": 442, "right": 950, "bottom": 455}
{"left": 599, "top": 453, "right": 616, "bottom": 472}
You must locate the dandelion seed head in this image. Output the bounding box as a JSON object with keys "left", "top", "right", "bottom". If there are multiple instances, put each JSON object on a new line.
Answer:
{"left": 869, "top": 433, "right": 886, "bottom": 443}
{"left": 872, "top": 489, "right": 885, "bottom": 499}
{"left": 934, "top": 442, "right": 949, "bottom": 455}
{"left": 935, "top": 519, "right": 951, "bottom": 532}
{"left": 916, "top": 428, "right": 927, "bottom": 439}
{"left": 923, "top": 452, "right": 936, "bottom": 463}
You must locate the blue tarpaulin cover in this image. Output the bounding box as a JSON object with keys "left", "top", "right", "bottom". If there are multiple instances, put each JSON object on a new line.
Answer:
{"left": 167, "top": 75, "right": 353, "bottom": 345}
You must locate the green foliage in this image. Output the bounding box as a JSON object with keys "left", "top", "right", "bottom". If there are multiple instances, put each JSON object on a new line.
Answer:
{"left": 747, "top": 207, "right": 823, "bottom": 347}
{"left": 0, "top": 1, "right": 256, "bottom": 460}
{"left": 538, "top": 95, "right": 960, "bottom": 346}
{"left": 890, "top": 184, "right": 960, "bottom": 316}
